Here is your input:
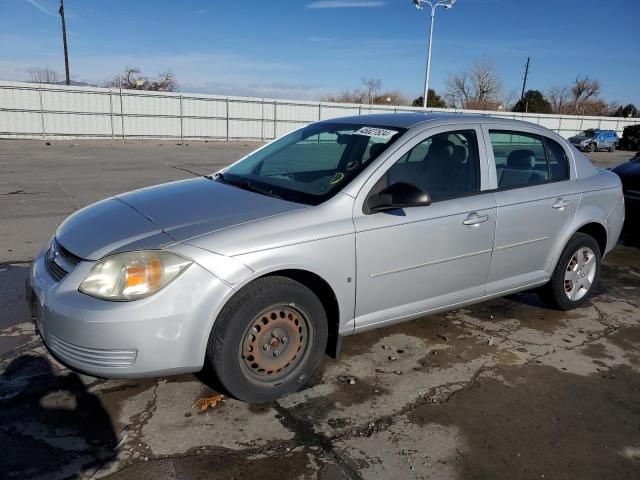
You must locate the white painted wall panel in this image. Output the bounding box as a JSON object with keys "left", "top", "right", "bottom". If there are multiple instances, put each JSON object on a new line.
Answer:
{"left": 0, "top": 86, "right": 41, "bottom": 110}
{"left": 0, "top": 81, "right": 637, "bottom": 141}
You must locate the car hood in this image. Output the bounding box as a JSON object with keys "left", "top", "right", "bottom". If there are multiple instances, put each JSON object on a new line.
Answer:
{"left": 56, "top": 177, "right": 307, "bottom": 260}
{"left": 569, "top": 136, "right": 590, "bottom": 143}
{"left": 612, "top": 160, "right": 640, "bottom": 190}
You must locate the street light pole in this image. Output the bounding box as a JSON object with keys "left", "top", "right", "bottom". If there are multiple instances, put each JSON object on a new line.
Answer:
{"left": 413, "top": 0, "right": 457, "bottom": 108}
{"left": 59, "top": 0, "right": 71, "bottom": 85}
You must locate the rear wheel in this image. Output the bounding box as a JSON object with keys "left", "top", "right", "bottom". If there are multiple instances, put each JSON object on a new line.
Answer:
{"left": 205, "top": 276, "right": 328, "bottom": 403}
{"left": 538, "top": 233, "right": 601, "bottom": 310}
{"left": 609, "top": 143, "right": 616, "bottom": 152}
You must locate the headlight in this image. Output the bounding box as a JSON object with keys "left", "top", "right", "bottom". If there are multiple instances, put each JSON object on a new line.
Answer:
{"left": 79, "top": 251, "right": 192, "bottom": 301}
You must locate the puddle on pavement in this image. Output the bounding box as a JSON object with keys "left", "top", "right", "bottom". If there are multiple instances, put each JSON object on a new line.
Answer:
{"left": 581, "top": 342, "right": 617, "bottom": 361}
{"left": 599, "top": 264, "right": 640, "bottom": 302}
{"left": 407, "top": 364, "right": 640, "bottom": 480}
{"left": 605, "top": 325, "right": 640, "bottom": 366}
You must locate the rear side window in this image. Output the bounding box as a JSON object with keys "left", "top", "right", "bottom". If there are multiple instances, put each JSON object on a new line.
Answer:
{"left": 544, "top": 137, "right": 570, "bottom": 181}
{"left": 489, "top": 131, "right": 549, "bottom": 189}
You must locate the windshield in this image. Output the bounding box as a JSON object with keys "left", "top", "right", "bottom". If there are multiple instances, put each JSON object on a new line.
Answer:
{"left": 579, "top": 130, "right": 597, "bottom": 138}
{"left": 219, "top": 122, "right": 406, "bottom": 205}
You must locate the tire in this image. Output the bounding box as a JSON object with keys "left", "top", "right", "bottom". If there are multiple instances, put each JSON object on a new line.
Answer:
{"left": 205, "top": 276, "right": 328, "bottom": 403}
{"left": 587, "top": 143, "right": 596, "bottom": 153}
{"left": 609, "top": 143, "right": 616, "bottom": 152}
{"left": 538, "top": 233, "right": 601, "bottom": 310}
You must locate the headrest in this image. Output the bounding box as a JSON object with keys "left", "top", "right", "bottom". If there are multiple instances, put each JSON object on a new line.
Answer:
{"left": 507, "top": 149, "right": 536, "bottom": 170}
{"left": 428, "top": 139, "right": 455, "bottom": 159}
{"left": 453, "top": 144, "right": 468, "bottom": 164}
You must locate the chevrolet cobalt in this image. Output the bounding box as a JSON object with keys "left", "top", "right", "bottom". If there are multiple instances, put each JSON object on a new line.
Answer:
{"left": 29, "top": 113, "right": 625, "bottom": 403}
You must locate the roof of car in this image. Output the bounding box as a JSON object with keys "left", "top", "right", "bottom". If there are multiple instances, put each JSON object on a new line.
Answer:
{"left": 323, "top": 112, "right": 544, "bottom": 130}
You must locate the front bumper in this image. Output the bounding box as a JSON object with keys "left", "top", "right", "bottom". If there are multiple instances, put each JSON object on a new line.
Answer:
{"left": 29, "top": 248, "right": 232, "bottom": 378}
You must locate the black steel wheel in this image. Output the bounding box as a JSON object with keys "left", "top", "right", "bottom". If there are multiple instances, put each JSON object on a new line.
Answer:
{"left": 205, "top": 276, "right": 328, "bottom": 403}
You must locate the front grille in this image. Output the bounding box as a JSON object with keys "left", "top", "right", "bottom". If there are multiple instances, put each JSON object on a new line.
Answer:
{"left": 44, "top": 238, "right": 83, "bottom": 282}
{"left": 45, "top": 253, "right": 67, "bottom": 281}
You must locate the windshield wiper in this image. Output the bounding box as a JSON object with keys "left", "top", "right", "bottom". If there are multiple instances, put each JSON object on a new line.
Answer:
{"left": 214, "top": 172, "right": 282, "bottom": 200}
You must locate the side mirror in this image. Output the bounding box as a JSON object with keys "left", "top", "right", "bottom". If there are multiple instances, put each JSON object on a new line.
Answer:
{"left": 367, "top": 182, "right": 431, "bottom": 213}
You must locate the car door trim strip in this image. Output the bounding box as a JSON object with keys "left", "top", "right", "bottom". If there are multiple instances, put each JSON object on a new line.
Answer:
{"left": 370, "top": 248, "right": 493, "bottom": 278}
{"left": 496, "top": 236, "right": 549, "bottom": 251}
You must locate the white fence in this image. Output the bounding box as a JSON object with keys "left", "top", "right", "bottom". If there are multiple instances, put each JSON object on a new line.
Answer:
{"left": 0, "top": 80, "right": 637, "bottom": 141}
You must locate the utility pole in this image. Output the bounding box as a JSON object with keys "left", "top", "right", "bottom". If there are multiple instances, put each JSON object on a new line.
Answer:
{"left": 520, "top": 57, "right": 530, "bottom": 100}
{"left": 59, "top": 0, "right": 71, "bottom": 85}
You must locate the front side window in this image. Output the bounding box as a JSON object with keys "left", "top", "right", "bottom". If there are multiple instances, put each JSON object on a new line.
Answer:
{"left": 385, "top": 129, "right": 480, "bottom": 202}
{"left": 221, "top": 123, "right": 405, "bottom": 205}
{"left": 489, "top": 131, "right": 549, "bottom": 189}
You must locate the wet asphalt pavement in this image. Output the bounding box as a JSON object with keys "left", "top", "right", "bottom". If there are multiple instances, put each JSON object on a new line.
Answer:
{"left": 1, "top": 140, "right": 639, "bottom": 479}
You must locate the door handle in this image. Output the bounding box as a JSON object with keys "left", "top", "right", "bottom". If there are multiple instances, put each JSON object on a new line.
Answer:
{"left": 552, "top": 198, "right": 572, "bottom": 210}
{"left": 463, "top": 212, "right": 489, "bottom": 226}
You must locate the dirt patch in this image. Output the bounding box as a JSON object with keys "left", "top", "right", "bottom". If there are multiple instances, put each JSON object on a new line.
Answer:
{"left": 105, "top": 448, "right": 317, "bottom": 480}
{"left": 464, "top": 293, "right": 581, "bottom": 334}
{"left": 416, "top": 325, "right": 497, "bottom": 371}
{"left": 407, "top": 365, "right": 640, "bottom": 480}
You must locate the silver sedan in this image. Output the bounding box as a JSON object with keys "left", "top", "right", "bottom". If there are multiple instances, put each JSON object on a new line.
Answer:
{"left": 29, "top": 113, "right": 625, "bottom": 403}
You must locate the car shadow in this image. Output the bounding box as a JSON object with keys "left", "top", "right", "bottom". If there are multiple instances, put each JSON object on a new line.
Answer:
{"left": 0, "top": 354, "right": 117, "bottom": 479}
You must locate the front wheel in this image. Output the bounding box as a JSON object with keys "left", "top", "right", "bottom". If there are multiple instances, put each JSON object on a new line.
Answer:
{"left": 538, "top": 233, "right": 601, "bottom": 310}
{"left": 587, "top": 142, "right": 596, "bottom": 152}
{"left": 205, "top": 276, "right": 328, "bottom": 403}
{"left": 609, "top": 143, "right": 616, "bottom": 152}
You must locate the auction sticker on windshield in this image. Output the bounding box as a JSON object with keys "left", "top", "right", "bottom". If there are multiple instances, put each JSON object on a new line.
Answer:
{"left": 353, "top": 127, "right": 398, "bottom": 139}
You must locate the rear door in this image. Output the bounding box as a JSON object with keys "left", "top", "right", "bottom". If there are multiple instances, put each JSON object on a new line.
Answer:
{"left": 483, "top": 127, "right": 579, "bottom": 294}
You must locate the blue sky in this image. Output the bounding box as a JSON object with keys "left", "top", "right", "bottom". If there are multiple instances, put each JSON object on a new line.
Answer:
{"left": 1, "top": 0, "right": 638, "bottom": 104}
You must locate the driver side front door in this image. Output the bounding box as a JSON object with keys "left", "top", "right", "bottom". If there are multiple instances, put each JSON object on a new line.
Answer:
{"left": 352, "top": 125, "right": 496, "bottom": 332}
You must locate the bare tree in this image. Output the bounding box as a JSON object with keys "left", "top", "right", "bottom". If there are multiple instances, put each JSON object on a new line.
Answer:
{"left": 322, "top": 79, "right": 409, "bottom": 106}
{"left": 547, "top": 85, "right": 570, "bottom": 113}
{"left": 103, "top": 66, "right": 177, "bottom": 92}
{"left": 571, "top": 76, "right": 601, "bottom": 104}
{"left": 501, "top": 89, "right": 519, "bottom": 111}
{"left": 28, "top": 67, "right": 60, "bottom": 84}
{"left": 445, "top": 59, "right": 503, "bottom": 110}
{"left": 361, "top": 78, "right": 382, "bottom": 105}
{"left": 373, "top": 91, "right": 409, "bottom": 106}
{"left": 147, "top": 71, "right": 177, "bottom": 92}
{"left": 322, "top": 89, "right": 366, "bottom": 104}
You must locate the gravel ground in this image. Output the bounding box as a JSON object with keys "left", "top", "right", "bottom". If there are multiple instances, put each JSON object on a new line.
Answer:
{"left": 1, "top": 139, "right": 639, "bottom": 480}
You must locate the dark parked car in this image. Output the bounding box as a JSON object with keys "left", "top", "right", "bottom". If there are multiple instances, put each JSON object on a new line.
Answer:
{"left": 569, "top": 129, "right": 619, "bottom": 152}
{"left": 612, "top": 153, "right": 640, "bottom": 233}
